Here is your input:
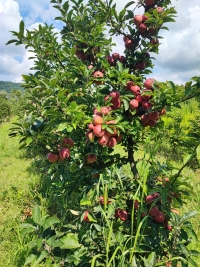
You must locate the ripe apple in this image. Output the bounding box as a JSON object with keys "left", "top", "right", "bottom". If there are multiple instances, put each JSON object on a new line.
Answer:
{"left": 111, "top": 99, "right": 121, "bottom": 109}
{"left": 112, "top": 53, "right": 119, "bottom": 61}
{"left": 141, "top": 114, "right": 149, "bottom": 124}
{"left": 147, "top": 111, "right": 159, "bottom": 121}
{"left": 93, "top": 125, "right": 105, "bottom": 137}
{"left": 86, "top": 154, "right": 97, "bottom": 164}
{"left": 129, "top": 99, "right": 139, "bottom": 110}
{"left": 107, "top": 137, "right": 117, "bottom": 148}
{"left": 98, "top": 135, "right": 109, "bottom": 146}
{"left": 118, "top": 55, "right": 126, "bottom": 63}
{"left": 160, "top": 108, "right": 166, "bottom": 116}
{"left": 130, "top": 85, "right": 140, "bottom": 96}
{"left": 157, "top": 6, "right": 163, "bottom": 12}
{"left": 115, "top": 134, "right": 122, "bottom": 143}
{"left": 92, "top": 115, "right": 103, "bottom": 125}
{"left": 109, "top": 90, "right": 120, "bottom": 101}
{"left": 135, "top": 61, "right": 146, "bottom": 70}
{"left": 107, "top": 55, "right": 115, "bottom": 65}
{"left": 144, "top": 78, "right": 154, "bottom": 89}
{"left": 88, "top": 123, "right": 95, "bottom": 130}
{"left": 126, "top": 80, "right": 134, "bottom": 90}
{"left": 125, "top": 39, "right": 134, "bottom": 49}
{"left": 92, "top": 173, "right": 100, "bottom": 178}
{"left": 148, "top": 120, "right": 157, "bottom": 127}
{"left": 154, "top": 212, "right": 165, "bottom": 223}
{"left": 149, "top": 206, "right": 160, "bottom": 217}
{"left": 148, "top": 27, "right": 156, "bottom": 35}
{"left": 119, "top": 210, "right": 128, "bottom": 221}
{"left": 93, "top": 71, "right": 104, "bottom": 85}
{"left": 142, "top": 14, "right": 149, "bottom": 22}
{"left": 47, "top": 152, "right": 58, "bottom": 162}
{"left": 62, "top": 138, "right": 74, "bottom": 148}
{"left": 146, "top": 193, "right": 160, "bottom": 204}
{"left": 145, "top": 0, "right": 155, "bottom": 6}
{"left": 100, "top": 106, "right": 110, "bottom": 115}
{"left": 106, "top": 120, "right": 116, "bottom": 125}
{"left": 59, "top": 148, "right": 70, "bottom": 159}
{"left": 136, "top": 94, "right": 143, "bottom": 103}
{"left": 104, "top": 130, "right": 112, "bottom": 138}
{"left": 78, "top": 51, "right": 88, "bottom": 61}
{"left": 138, "top": 23, "right": 147, "bottom": 33}
{"left": 134, "top": 15, "right": 143, "bottom": 26}
{"left": 150, "top": 39, "right": 159, "bottom": 45}
{"left": 83, "top": 210, "right": 90, "bottom": 222}
{"left": 123, "top": 36, "right": 129, "bottom": 42}
{"left": 142, "top": 100, "right": 153, "bottom": 110}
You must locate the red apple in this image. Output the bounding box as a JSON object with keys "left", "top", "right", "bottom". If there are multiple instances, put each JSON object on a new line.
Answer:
{"left": 119, "top": 210, "right": 128, "bottom": 221}
{"left": 125, "top": 39, "right": 134, "bottom": 49}
{"left": 144, "top": 78, "right": 155, "bottom": 89}
{"left": 160, "top": 108, "right": 166, "bottom": 116}
{"left": 136, "top": 94, "right": 143, "bottom": 103}
{"left": 59, "top": 148, "right": 70, "bottom": 159}
{"left": 118, "top": 55, "right": 126, "bottom": 63}
{"left": 109, "top": 90, "right": 120, "bottom": 101}
{"left": 130, "top": 85, "right": 140, "bottom": 96}
{"left": 112, "top": 53, "right": 119, "bottom": 61}
{"left": 149, "top": 206, "right": 160, "bottom": 217}
{"left": 86, "top": 154, "right": 97, "bottom": 164}
{"left": 142, "top": 14, "right": 149, "bottom": 22}
{"left": 146, "top": 193, "right": 160, "bottom": 204}
{"left": 148, "top": 120, "right": 157, "bottom": 127}
{"left": 107, "top": 137, "right": 117, "bottom": 148}
{"left": 134, "top": 15, "right": 143, "bottom": 26}
{"left": 100, "top": 106, "right": 110, "bottom": 115}
{"left": 141, "top": 114, "right": 149, "bottom": 124}
{"left": 134, "top": 200, "right": 139, "bottom": 210}
{"left": 138, "top": 23, "right": 147, "bottom": 33}
{"left": 78, "top": 51, "right": 88, "bottom": 61}
{"left": 115, "top": 134, "right": 122, "bottom": 143}
{"left": 93, "top": 125, "right": 105, "bottom": 137}
{"left": 156, "top": 6, "right": 163, "bottom": 12}
{"left": 126, "top": 80, "right": 134, "bottom": 90}
{"left": 62, "top": 138, "right": 74, "bottom": 148}
{"left": 98, "top": 135, "right": 109, "bottom": 146}
{"left": 47, "top": 152, "right": 58, "bottom": 162}
{"left": 111, "top": 99, "right": 121, "bottom": 109}
{"left": 93, "top": 115, "right": 103, "bottom": 126}
{"left": 150, "top": 39, "right": 159, "bottom": 45}
{"left": 142, "top": 100, "right": 153, "bottom": 110}
{"left": 107, "top": 55, "right": 115, "bottom": 65}
{"left": 83, "top": 210, "right": 90, "bottom": 222}
{"left": 135, "top": 61, "right": 146, "bottom": 70}
{"left": 88, "top": 123, "right": 95, "bottom": 130}
{"left": 147, "top": 111, "right": 159, "bottom": 121}
{"left": 154, "top": 212, "right": 165, "bottom": 223}
{"left": 93, "top": 71, "right": 104, "bottom": 85}
{"left": 129, "top": 99, "right": 139, "bottom": 110}
{"left": 145, "top": 0, "right": 155, "bottom": 6}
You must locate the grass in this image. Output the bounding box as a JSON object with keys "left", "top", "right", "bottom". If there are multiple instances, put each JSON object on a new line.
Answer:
{"left": 0, "top": 119, "right": 199, "bottom": 266}
{"left": 0, "top": 119, "right": 38, "bottom": 267}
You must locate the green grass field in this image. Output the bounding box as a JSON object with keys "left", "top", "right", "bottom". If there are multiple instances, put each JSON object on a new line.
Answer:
{"left": 0, "top": 120, "right": 199, "bottom": 266}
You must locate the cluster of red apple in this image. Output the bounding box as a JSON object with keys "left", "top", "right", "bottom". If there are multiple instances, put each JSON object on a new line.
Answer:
{"left": 144, "top": 192, "right": 173, "bottom": 230}
{"left": 106, "top": 53, "right": 126, "bottom": 66}
{"left": 47, "top": 137, "right": 74, "bottom": 163}
{"left": 126, "top": 78, "right": 166, "bottom": 127}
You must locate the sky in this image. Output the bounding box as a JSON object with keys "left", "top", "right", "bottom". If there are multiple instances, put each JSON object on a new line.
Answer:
{"left": 0, "top": 0, "right": 200, "bottom": 85}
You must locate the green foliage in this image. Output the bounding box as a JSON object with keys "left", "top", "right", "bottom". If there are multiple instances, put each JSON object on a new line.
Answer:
{"left": 6, "top": 0, "right": 200, "bottom": 266}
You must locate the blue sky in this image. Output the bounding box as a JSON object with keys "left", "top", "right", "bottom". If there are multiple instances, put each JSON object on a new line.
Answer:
{"left": 0, "top": 0, "right": 200, "bottom": 84}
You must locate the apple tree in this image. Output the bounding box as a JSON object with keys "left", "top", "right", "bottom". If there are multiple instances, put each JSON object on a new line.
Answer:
{"left": 7, "top": 0, "right": 200, "bottom": 266}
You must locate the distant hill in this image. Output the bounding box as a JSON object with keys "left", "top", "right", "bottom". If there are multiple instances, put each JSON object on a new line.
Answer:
{"left": 0, "top": 81, "right": 23, "bottom": 94}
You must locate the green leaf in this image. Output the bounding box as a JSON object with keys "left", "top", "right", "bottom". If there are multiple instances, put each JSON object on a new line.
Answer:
{"left": 32, "top": 205, "right": 42, "bottom": 225}
{"left": 24, "top": 254, "right": 37, "bottom": 266}
{"left": 148, "top": 252, "right": 156, "bottom": 267}
{"left": 180, "top": 210, "right": 198, "bottom": 225}
{"left": 19, "top": 20, "right": 25, "bottom": 37}
{"left": 188, "top": 258, "right": 198, "bottom": 267}
{"left": 124, "top": 1, "right": 135, "bottom": 9}
{"left": 60, "top": 233, "right": 81, "bottom": 249}
{"left": 6, "top": 39, "right": 19, "bottom": 45}
{"left": 80, "top": 198, "right": 92, "bottom": 206}
{"left": 196, "top": 145, "right": 200, "bottom": 162}
{"left": 122, "top": 99, "right": 129, "bottom": 111}
{"left": 32, "top": 251, "right": 48, "bottom": 267}
{"left": 42, "top": 216, "right": 60, "bottom": 231}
